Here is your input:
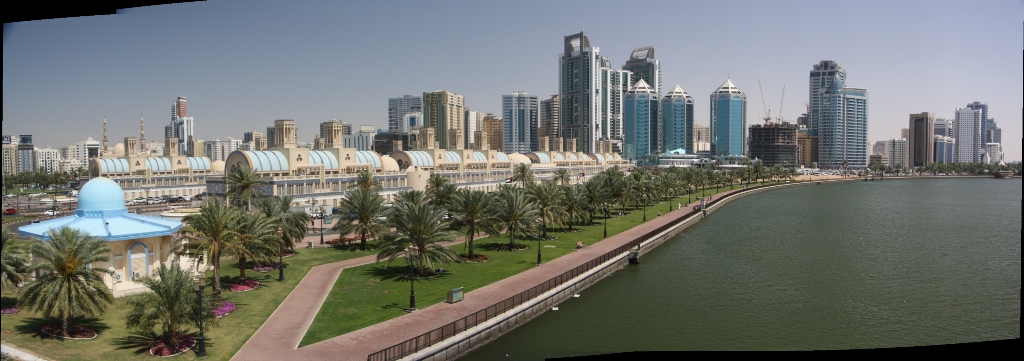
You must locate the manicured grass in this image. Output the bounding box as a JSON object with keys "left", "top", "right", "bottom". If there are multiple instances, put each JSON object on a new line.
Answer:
{"left": 0, "top": 246, "right": 375, "bottom": 361}
{"left": 299, "top": 195, "right": 688, "bottom": 346}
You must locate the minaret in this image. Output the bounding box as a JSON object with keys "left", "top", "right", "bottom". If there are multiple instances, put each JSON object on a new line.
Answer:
{"left": 103, "top": 117, "right": 109, "bottom": 153}
{"left": 140, "top": 116, "right": 146, "bottom": 153}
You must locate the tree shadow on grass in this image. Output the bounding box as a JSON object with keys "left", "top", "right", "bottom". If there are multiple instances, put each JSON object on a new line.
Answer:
{"left": 478, "top": 242, "right": 528, "bottom": 252}
{"left": 361, "top": 265, "right": 454, "bottom": 283}
{"left": 14, "top": 316, "right": 110, "bottom": 341}
{"left": 111, "top": 330, "right": 217, "bottom": 356}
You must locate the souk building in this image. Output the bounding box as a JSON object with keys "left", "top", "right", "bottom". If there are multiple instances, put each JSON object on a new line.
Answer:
{"left": 88, "top": 121, "right": 221, "bottom": 200}
{"left": 19, "top": 177, "right": 186, "bottom": 297}
{"left": 209, "top": 119, "right": 630, "bottom": 209}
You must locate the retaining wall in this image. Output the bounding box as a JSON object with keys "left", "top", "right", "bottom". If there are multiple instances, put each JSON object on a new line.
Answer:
{"left": 400, "top": 180, "right": 854, "bottom": 361}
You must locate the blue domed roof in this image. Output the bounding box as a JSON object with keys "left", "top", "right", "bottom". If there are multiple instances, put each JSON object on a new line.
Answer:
{"left": 78, "top": 177, "right": 126, "bottom": 212}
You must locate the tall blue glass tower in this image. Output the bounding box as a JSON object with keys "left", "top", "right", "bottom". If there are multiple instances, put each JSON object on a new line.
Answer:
{"left": 624, "top": 79, "right": 657, "bottom": 161}
{"left": 660, "top": 84, "right": 694, "bottom": 153}
{"left": 710, "top": 79, "right": 747, "bottom": 157}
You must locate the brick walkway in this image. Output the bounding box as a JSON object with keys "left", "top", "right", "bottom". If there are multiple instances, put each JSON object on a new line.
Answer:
{"left": 232, "top": 188, "right": 755, "bottom": 361}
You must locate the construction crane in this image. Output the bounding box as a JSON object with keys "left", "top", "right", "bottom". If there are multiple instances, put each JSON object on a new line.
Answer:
{"left": 757, "top": 78, "right": 770, "bottom": 124}
{"left": 776, "top": 85, "right": 786, "bottom": 124}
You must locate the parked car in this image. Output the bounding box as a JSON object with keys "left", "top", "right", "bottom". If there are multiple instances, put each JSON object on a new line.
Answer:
{"left": 3, "top": 208, "right": 16, "bottom": 215}
{"left": 44, "top": 209, "right": 62, "bottom": 216}
{"left": 133, "top": 197, "right": 147, "bottom": 205}
{"left": 180, "top": 195, "right": 192, "bottom": 202}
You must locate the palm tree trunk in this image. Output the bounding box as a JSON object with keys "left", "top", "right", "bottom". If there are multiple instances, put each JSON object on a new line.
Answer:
{"left": 239, "top": 255, "right": 247, "bottom": 280}
{"left": 508, "top": 225, "right": 515, "bottom": 247}
{"left": 212, "top": 253, "right": 222, "bottom": 296}
{"left": 467, "top": 224, "right": 476, "bottom": 259}
{"left": 360, "top": 232, "right": 367, "bottom": 250}
{"left": 62, "top": 313, "right": 70, "bottom": 338}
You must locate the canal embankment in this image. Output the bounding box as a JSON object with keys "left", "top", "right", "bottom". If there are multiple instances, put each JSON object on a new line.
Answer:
{"left": 392, "top": 178, "right": 862, "bottom": 361}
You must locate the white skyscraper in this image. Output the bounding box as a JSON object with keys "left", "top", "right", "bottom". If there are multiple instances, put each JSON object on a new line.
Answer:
{"left": 953, "top": 107, "right": 982, "bottom": 163}
{"left": 389, "top": 95, "right": 423, "bottom": 133}
{"left": 559, "top": 32, "right": 631, "bottom": 154}
{"left": 171, "top": 96, "right": 195, "bottom": 156}
{"left": 502, "top": 92, "right": 539, "bottom": 154}
{"left": 883, "top": 138, "right": 909, "bottom": 169}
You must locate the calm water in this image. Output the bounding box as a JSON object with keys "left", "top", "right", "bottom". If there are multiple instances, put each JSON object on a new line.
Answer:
{"left": 462, "top": 178, "right": 1021, "bottom": 358}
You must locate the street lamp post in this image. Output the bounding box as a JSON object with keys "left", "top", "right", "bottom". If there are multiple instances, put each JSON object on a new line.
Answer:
{"left": 319, "top": 205, "right": 325, "bottom": 245}
{"left": 406, "top": 245, "right": 416, "bottom": 311}
{"left": 277, "top": 228, "right": 284, "bottom": 282}
{"left": 192, "top": 276, "right": 208, "bottom": 358}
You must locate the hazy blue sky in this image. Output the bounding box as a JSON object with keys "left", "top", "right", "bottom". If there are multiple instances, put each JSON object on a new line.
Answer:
{"left": 4, "top": 0, "right": 1022, "bottom": 161}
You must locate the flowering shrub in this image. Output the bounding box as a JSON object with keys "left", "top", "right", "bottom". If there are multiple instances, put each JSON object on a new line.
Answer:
{"left": 150, "top": 334, "right": 197, "bottom": 357}
{"left": 0, "top": 307, "right": 18, "bottom": 315}
{"left": 253, "top": 263, "right": 279, "bottom": 272}
{"left": 213, "top": 301, "right": 235, "bottom": 318}
{"left": 230, "top": 279, "right": 259, "bottom": 292}
{"left": 41, "top": 324, "right": 97, "bottom": 339}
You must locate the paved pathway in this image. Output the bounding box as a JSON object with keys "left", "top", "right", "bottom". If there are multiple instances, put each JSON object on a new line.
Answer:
{"left": 1, "top": 342, "right": 51, "bottom": 361}
{"left": 232, "top": 186, "right": 771, "bottom": 361}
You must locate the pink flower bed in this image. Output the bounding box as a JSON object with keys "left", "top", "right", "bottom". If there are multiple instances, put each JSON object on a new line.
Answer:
{"left": 230, "top": 279, "right": 259, "bottom": 292}
{"left": 1, "top": 307, "right": 18, "bottom": 315}
{"left": 213, "top": 301, "right": 235, "bottom": 318}
{"left": 150, "top": 334, "right": 197, "bottom": 357}
{"left": 41, "top": 324, "right": 97, "bottom": 339}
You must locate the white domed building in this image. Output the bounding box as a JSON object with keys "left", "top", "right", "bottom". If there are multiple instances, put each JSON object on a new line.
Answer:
{"left": 19, "top": 177, "right": 185, "bottom": 297}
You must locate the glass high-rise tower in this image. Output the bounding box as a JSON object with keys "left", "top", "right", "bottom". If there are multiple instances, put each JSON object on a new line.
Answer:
{"left": 559, "top": 32, "right": 630, "bottom": 154}
{"left": 622, "top": 46, "right": 660, "bottom": 95}
{"left": 808, "top": 60, "right": 869, "bottom": 169}
{"left": 502, "top": 92, "right": 539, "bottom": 154}
{"left": 710, "top": 79, "right": 747, "bottom": 157}
{"left": 660, "top": 84, "right": 694, "bottom": 153}
{"left": 624, "top": 79, "right": 657, "bottom": 160}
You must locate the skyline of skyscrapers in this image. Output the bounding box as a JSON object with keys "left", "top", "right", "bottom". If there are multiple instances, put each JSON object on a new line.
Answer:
{"left": 709, "top": 79, "right": 747, "bottom": 157}
{"left": 165, "top": 96, "right": 195, "bottom": 156}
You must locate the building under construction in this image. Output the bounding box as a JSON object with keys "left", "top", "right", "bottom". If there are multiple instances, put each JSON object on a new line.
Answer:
{"left": 748, "top": 123, "right": 798, "bottom": 168}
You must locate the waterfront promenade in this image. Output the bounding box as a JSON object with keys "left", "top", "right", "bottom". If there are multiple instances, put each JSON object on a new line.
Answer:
{"left": 231, "top": 181, "right": 814, "bottom": 361}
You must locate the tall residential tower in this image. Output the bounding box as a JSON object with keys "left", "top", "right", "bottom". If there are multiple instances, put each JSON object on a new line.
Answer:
{"left": 502, "top": 92, "right": 539, "bottom": 153}
{"left": 808, "top": 61, "right": 868, "bottom": 168}
{"left": 709, "top": 79, "right": 747, "bottom": 157}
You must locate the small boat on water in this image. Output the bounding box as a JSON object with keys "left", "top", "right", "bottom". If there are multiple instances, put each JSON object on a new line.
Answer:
{"left": 993, "top": 170, "right": 1014, "bottom": 179}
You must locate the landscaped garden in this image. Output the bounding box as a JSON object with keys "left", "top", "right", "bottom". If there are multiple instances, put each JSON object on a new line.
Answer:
{"left": 2, "top": 164, "right": 796, "bottom": 360}
{"left": 0, "top": 246, "right": 375, "bottom": 361}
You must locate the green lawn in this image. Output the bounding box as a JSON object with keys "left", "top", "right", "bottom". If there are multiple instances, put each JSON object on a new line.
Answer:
{"left": 1, "top": 182, "right": 789, "bottom": 359}
{"left": 299, "top": 194, "right": 693, "bottom": 346}
{"left": 0, "top": 246, "right": 375, "bottom": 361}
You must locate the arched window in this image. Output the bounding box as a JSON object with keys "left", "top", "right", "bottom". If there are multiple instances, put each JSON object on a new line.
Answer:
{"left": 128, "top": 242, "right": 150, "bottom": 281}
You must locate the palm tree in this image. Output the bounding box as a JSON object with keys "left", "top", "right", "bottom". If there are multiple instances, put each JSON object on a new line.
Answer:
{"left": 1, "top": 229, "right": 29, "bottom": 290}
{"left": 376, "top": 201, "right": 459, "bottom": 276}
{"left": 255, "top": 196, "right": 309, "bottom": 251}
{"left": 561, "top": 185, "right": 588, "bottom": 232}
{"left": 178, "top": 199, "right": 242, "bottom": 296}
{"left": 124, "top": 262, "right": 217, "bottom": 351}
{"left": 449, "top": 189, "right": 494, "bottom": 260}
{"left": 354, "top": 170, "right": 382, "bottom": 191}
{"left": 553, "top": 169, "right": 572, "bottom": 186}
{"left": 18, "top": 227, "right": 113, "bottom": 338}
{"left": 526, "top": 182, "right": 566, "bottom": 238}
{"left": 333, "top": 188, "right": 389, "bottom": 250}
{"left": 232, "top": 212, "right": 279, "bottom": 280}
{"left": 226, "top": 164, "right": 266, "bottom": 211}
{"left": 425, "top": 174, "right": 449, "bottom": 200}
{"left": 511, "top": 163, "right": 534, "bottom": 188}
{"left": 429, "top": 183, "right": 459, "bottom": 214}
{"left": 394, "top": 189, "right": 427, "bottom": 208}
{"left": 486, "top": 185, "right": 540, "bottom": 249}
